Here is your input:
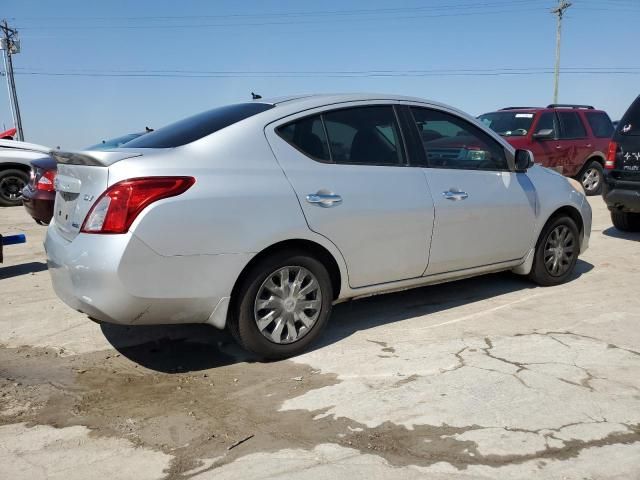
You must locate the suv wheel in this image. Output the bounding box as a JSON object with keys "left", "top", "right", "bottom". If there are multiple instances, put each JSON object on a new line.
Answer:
{"left": 579, "top": 161, "right": 604, "bottom": 196}
{"left": 528, "top": 215, "right": 580, "bottom": 286}
{"left": 229, "top": 250, "right": 333, "bottom": 359}
{"left": 611, "top": 210, "right": 640, "bottom": 232}
{"left": 0, "top": 169, "right": 29, "bottom": 207}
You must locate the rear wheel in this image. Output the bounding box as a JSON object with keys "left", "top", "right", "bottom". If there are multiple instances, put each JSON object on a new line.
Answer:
{"left": 528, "top": 215, "right": 580, "bottom": 286}
{"left": 229, "top": 250, "right": 333, "bottom": 359}
{"left": 579, "top": 161, "right": 604, "bottom": 196}
{"left": 0, "top": 169, "right": 28, "bottom": 206}
{"left": 611, "top": 210, "right": 640, "bottom": 232}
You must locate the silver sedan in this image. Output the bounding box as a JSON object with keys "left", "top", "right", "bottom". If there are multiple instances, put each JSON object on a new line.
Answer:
{"left": 45, "top": 94, "right": 592, "bottom": 358}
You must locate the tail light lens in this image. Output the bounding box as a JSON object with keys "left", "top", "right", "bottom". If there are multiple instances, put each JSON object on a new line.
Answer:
{"left": 81, "top": 176, "right": 195, "bottom": 234}
{"left": 36, "top": 169, "right": 56, "bottom": 192}
{"left": 605, "top": 141, "right": 618, "bottom": 169}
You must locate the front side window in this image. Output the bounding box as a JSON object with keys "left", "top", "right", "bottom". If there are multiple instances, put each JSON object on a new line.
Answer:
{"left": 410, "top": 107, "right": 508, "bottom": 170}
{"left": 585, "top": 112, "right": 614, "bottom": 138}
{"left": 557, "top": 111, "right": 587, "bottom": 139}
{"left": 323, "top": 106, "right": 404, "bottom": 166}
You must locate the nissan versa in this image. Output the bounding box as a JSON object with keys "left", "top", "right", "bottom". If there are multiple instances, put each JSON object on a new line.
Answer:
{"left": 45, "top": 94, "right": 592, "bottom": 358}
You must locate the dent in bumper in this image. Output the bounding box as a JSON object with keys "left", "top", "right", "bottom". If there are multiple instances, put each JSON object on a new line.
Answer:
{"left": 45, "top": 226, "right": 250, "bottom": 327}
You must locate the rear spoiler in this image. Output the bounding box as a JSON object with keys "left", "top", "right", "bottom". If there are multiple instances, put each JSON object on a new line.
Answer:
{"left": 51, "top": 150, "right": 142, "bottom": 167}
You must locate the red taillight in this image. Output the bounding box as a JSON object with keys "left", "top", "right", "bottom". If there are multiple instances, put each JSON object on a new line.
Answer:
{"left": 36, "top": 170, "right": 56, "bottom": 192}
{"left": 80, "top": 176, "right": 195, "bottom": 234}
{"left": 605, "top": 141, "right": 618, "bottom": 170}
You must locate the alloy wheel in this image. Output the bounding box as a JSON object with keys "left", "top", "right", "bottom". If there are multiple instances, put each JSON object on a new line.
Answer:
{"left": 543, "top": 225, "right": 576, "bottom": 276}
{"left": 253, "top": 266, "right": 322, "bottom": 344}
{"left": 581, "top": 167, "right": 601, "bottom": 192}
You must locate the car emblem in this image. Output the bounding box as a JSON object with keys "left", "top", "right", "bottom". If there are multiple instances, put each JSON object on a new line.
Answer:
{"left": 83, "top": 194, "right": 94, "bottom": 202}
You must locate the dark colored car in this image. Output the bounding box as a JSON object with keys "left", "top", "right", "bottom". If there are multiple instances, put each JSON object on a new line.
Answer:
{"left": 21, "top": 130, "right": 150, "bottom": 224}
{"left": 478, "top": 104, "right": 614, "bottom": 195}
{"left": 603, "top": 95, "right": 640, "bottom": 231}
{"left": 21, "top": 157, "right": 57, "bottom": 224}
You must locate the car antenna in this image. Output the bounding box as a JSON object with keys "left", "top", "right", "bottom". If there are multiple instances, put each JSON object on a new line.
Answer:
{"left": 145, "top": 126, "right": 154, "bottom": 132}
{"left": 251, "top": 92, "right": 262, "bottom": 100}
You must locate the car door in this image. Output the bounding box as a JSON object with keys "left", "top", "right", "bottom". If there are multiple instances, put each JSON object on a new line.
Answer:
{"left": 265, "top": 103, "right": 435, "bottom": 288}
{"left": 403, "top": 105, "right": 537, "bottom": 275}
{"left": 557, "top": 110, "right": 590, "bottom": 176}
{"left": 529, "top": 111, "right": 565, "bottom": 171}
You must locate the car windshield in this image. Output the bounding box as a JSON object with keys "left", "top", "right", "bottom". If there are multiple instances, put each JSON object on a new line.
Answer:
{"left": 86, "top": 133, "right": 144, "bottom": 151}
{"left": 478, "top": 112, "right": 535, "bottom": 137}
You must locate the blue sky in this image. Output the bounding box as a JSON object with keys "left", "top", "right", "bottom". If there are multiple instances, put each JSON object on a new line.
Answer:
{"left": 3, "top": 0, "right": 640, "bottom": 149}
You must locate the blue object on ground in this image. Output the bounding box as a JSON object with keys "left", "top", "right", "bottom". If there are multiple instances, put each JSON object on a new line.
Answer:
{"left": 1, "top": 234, "right": 27, "bottom": 245}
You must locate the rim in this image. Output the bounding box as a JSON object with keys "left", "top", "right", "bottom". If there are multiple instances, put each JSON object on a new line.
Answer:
{"left": 581, "top": 167, "right": 601, "bottom": 192}
{"left": 543, "top": 225, "right": 576, "bottom": 276}
{"left": 253, "top": 266, "right": 322, "bottom": 345}
{"left": 0, "top": 175, "right": 25, "bottom": 202}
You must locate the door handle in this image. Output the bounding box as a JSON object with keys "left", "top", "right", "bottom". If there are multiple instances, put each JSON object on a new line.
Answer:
{"left": 306, "top": 192, "right": 343, "bottom": 208}
{"left": 442, "top": 190, "right": 469, "bottom": 201}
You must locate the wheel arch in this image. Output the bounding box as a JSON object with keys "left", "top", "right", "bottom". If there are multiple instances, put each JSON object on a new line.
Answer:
{"left": 543, "top": 205, "right": 585, "bottom": 246}
{"left": 0, "top": 163, "right": 31, "bottom": 174}
{"left": 229, "top": 238, "right": 343, "bottom": 311}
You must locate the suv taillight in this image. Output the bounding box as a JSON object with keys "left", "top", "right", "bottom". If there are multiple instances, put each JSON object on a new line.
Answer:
{"left": 80, "top": 176, "right": 195, "bottom": 234}
{"left": 36, "top": 170, "right": 56, "bottom": 192}
{"left": 605, "top": 141, "right": 618, "bottom": 170}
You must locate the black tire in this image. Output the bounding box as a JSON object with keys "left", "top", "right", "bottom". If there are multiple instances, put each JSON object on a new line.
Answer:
{"left": 611, "top": 210, "right": 640, "bottom": 232}
{"left": 579, "top": 160, "right": 604, "bottom": 196}
{"left": 0, "top": 168, "right": 28, "bottom": 207}
{"left": 528, "top": 215, "right": 580, "bottom": 286}
{"left": 228, "top": 250, "right": 333, "bottom": 360}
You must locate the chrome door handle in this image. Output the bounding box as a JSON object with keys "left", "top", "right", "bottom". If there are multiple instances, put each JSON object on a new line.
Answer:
{"left": 442, "top": 190, "right": 469, "bottom": 201}
{"left": 306, "top": 192, "right": 343, "bottom": 207}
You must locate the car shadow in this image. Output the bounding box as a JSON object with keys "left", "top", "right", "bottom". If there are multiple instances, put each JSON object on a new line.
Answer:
{"left": 100, "top": 260, "right": 594, "bottom": 372}
{"left": 0, "top": 261, "right": 48, "bottom": 280}
{"left": 602, "top": 226, "right": 640, "bottom": 242}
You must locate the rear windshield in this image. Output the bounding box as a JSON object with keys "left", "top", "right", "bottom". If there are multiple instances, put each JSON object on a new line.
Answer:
{"left": 123, "top": 102, "right": 274, "bottom": 148}
{"left": 86, "top": 132, "right": 144, "bottom": 150}
{"left": 477, "top": 111, "right": 535, "bottom": 137}
{"left": 617, "top": 96, "right": 640, "bottom": 136}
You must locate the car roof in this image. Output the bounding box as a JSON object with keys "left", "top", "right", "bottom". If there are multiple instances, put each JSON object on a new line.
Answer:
{"left": 258, "top": 92, "right": 452, "bottom": 108}
{"left": 487, "top": 105, "right": 605, "bottom": 114}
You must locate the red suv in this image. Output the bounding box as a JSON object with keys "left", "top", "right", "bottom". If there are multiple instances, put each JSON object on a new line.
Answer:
{"left": 479, "top": 104, "right": 614, "bottom": 195}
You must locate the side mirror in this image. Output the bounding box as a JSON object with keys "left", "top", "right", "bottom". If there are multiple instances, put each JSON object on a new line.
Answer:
{"left": 515, "top": 149, "right": 534, "bottom": 172}
{"left": 532, "top": 128, "right": 554, "bottom": 140}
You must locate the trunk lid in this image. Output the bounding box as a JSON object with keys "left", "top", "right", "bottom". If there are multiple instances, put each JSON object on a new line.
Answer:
{"left": 51, "top": 150, "right": 142, "bottom": 241}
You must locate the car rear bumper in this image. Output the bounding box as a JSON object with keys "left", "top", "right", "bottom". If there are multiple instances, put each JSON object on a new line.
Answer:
{"left": 603, "top": 182, "right": 640, "bottom": 213}
{"left": 21, "top": 187, "right": 54, "bottom": 224}
{"left": 44, "top": 223, "right": 251, "bottom": 327}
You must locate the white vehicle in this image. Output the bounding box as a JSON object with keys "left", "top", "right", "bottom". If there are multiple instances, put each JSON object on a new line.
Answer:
{"left": 0, "top": 139, "right": 51, "bottom": 206}
{"left": 45, "top": 94, "right": 592, "bottom": 358}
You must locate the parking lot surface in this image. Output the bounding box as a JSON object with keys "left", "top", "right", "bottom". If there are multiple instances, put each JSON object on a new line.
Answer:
{"left": 1, "top": 197, "right": 639, "bottom": 480}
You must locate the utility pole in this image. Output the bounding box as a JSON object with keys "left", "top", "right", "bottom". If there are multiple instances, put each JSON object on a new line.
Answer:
{"left": 0, "top": 20, "right": 23, "bottom": 141}
{"left": 551, "top": 0, "right": 572, "bottom": 104}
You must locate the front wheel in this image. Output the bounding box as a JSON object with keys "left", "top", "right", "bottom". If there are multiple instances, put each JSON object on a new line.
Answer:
{"left": 611, "top": 210, "right": 640, "bottom": 232}
{"left": 579, "top": 161, "right": 604, "bottom": 196}
{"left": 229, "top": 251, "right": 333, "bottom": 359}
{"left": 528, "top": 215, "right": 580, "bottom": 286}
{"left": 0, "top": 169, "right": 29, "bottom": 207}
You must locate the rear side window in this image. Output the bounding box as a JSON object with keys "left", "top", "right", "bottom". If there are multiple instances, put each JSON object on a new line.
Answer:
{"left": 533, "top": 112, "right": 559, "bottom": 137}
{"left": 278, "top": 115, "right": 330, "bottom": 161}
{"left": 124, "top": 103, "right": 274, "bottom": 148}
{"left": 585, "top": 112, "right": 614, "bottom": 138}
{"left": 618, "top": 96, "right": 640, "bottom": 136}
{"left": 277, "top": 105, "right": 405, "bottom": 166}
{"left": 557, "top": 111, "right": 587, "bottom": 139}
{"left": 323, "top": 106, "right": 404, "bottom": 166}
